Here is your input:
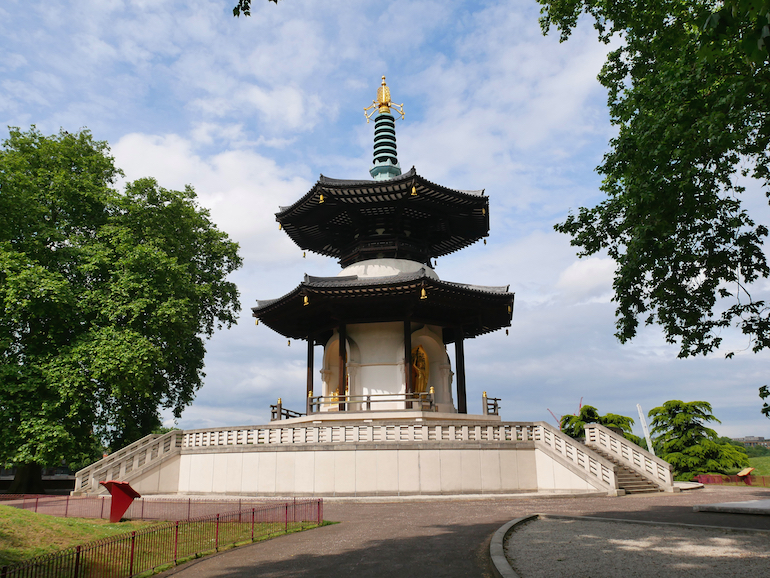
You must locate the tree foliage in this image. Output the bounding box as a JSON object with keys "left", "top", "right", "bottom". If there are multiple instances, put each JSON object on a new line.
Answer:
{"left": 560, "top": 404, "right": 641, "bottom": 444}
{"left": 648, "top": 400, "right": 749, "bottom": 479}
{"left": 538, "top": 0, "right": 770, "bottom": 358}
{"left": 0, "top": 127, "right": 242, "bottom": 472}
{"left": 233, "top": 0, "right": 277, "bottom": 17}
{"left": 701, "top": 0, "right": 770, "bottom": 63}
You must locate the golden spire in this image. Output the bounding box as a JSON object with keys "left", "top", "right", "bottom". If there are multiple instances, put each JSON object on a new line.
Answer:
{"left": 364, "top": 76, "right": 404, "bottom": 123}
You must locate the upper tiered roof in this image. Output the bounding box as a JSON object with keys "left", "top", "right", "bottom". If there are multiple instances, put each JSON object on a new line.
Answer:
{"left": 276, "top": 167, "right": 489, "bottom": 267}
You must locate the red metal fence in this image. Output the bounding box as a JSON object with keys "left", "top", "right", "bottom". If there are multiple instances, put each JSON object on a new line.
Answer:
{"left": 693, "top": 474, "right": 770, "bottom": 486}
{"left": 0, "top": 495, "right": 304, "bottom": 521}
{"left": 0, "top": 499, "right": 323, "bottom": 578}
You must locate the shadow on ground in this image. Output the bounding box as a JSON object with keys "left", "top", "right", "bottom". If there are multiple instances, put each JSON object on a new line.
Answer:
{"left": 160, "top": 520, "right": 500, "bottom": 578}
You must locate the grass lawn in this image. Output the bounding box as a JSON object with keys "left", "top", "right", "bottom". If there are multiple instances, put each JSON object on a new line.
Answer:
{"left": 1, "top": 503, "right": 328, "bottom": 575}
{"left": 749, "top": 456, "right": 770, "bottom": 476}
{"left": 0, "top": 504, "right": 155, "bottom": 567}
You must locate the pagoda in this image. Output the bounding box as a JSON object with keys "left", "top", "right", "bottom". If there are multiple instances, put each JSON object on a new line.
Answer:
{"left": 74, "top": 79, "right": 675, "bottom": 498}
{"left": 253, "top": 77, "right": 514, "bottom": 418}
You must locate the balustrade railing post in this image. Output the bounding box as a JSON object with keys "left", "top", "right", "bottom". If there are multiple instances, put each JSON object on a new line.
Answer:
{"left": 1, "top": 565, "right": 7, "bottom": 578}
{"left": 64, "top": 495, "right": 70, "bottom": 518}
{"left": 34, "top": 496, "right": 39, "bottom": 513}
{"left": 215, "top": 514, "right": 220, "bottom": 551}
{"left": 284, "top": 504, "right": 288, "bottom": 532}
{"left": 251, "top": 508, "right": 255, "bottom": 541}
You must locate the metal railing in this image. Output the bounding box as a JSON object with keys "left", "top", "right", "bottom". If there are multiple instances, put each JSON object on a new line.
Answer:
{"left": 306, "top": 391, "right": 436, "bottom": 414}
{"left": 482, "top": 392, "right": 500, "bottom": 416}
{"left": 0, "top": 495, "right": 314, "bottom": 521}
{"left": 0, "top": 499, "right": 323, "bottom": 578}
{"left": 694, "top": 474, "right": 770, "bottom": 486}
{"left": 270, "top": 399, "right": 305, "bottom": 421}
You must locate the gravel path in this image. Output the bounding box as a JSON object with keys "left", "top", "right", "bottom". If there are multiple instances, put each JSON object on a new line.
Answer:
{"left": 506, "top": 517, "right": 770, "bottom": 578}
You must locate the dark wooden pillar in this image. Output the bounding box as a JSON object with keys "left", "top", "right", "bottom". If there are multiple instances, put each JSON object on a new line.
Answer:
{"left": 306, "top": 334, "right": 314, "bottom": 398}
{"left": 455, "top": 327, "right": 467, "bottom": 414}
{"left": 338, "top": 324, "right": 347, "bottom": 410}
{"left": 404, "top": 320, "right": 413, "bottom": 394}
{"left": 404, "top": 319, "right": 413, "bottom": 409}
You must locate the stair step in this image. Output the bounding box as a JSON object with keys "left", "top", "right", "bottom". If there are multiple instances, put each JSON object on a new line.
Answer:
{"left": 588, "top": 445, "right": 663, "bottom": 493}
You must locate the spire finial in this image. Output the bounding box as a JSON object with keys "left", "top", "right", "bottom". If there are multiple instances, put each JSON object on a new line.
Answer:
{"left": 364, "top": 76, "right": 404, "bottom": 123}
{"left": 365, "top": 76, "right": 404, "bottom": 180}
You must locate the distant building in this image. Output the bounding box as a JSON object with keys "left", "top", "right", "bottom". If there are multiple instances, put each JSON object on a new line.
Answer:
{"left": 732, "top": 436, "right": 770, "bottom": 448}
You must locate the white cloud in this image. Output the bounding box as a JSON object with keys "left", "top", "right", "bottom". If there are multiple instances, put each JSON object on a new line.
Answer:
{"left": 112, "top": 132, "right": 312, "bottom": 265}
{"left": 3, "top": 0, "right": 768, "bottom": 440}
{"left": 556, "top": 257, "right": 615, "bottom": 304}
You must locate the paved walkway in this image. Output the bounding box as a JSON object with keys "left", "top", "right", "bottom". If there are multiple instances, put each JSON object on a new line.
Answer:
{"left": 156, "top": 487, "right": 770, "bottom": 578}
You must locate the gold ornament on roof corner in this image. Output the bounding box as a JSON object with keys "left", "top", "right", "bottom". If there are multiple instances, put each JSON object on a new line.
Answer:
{"left": 319, "top": 194, "right": 325, "bottom": 204}
{"left": 303, "top": 295, "right": 309, "bottom": 306}
{"left": 420, "top": 287, "right": 427, "bottom": 300}
{"left": 411, "top": 186, "right": 417, "bottom": 196}
{"left": 364, "top": 76, "right": 405, "bottom": 122}
{"left": 255, "top": 318, "right": 259, "bottom": 326}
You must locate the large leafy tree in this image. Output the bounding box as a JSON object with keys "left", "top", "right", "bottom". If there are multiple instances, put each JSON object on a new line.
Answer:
{"left": 0, "top": 127, "right": 242, "bottom": 491}
{"left": 538, "top": 0, "right": 770, "bottom": 359}
{"left": 648, "top": 400, "right": 749, "bottom": 479}
{"left": 560, "top": 404, "right": 641, "bottom": 445}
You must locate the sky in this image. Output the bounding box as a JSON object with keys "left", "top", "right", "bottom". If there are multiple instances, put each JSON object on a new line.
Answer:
{"left": 2, "top": 0, "right": 769, "bottom": 440}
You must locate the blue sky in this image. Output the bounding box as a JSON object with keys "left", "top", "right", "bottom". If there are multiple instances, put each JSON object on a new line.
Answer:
{"left": 3, "top": 0, "right": 769, "bottom": 438}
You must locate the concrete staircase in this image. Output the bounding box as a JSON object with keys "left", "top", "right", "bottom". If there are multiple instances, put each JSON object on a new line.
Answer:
{"left": 590, "top": 446, "right": 663, "bottom": 494}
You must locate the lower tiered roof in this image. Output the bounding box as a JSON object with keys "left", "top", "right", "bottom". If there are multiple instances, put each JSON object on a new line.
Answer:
{"left": 252, "top": 269, "right": 514, "bottom": 343}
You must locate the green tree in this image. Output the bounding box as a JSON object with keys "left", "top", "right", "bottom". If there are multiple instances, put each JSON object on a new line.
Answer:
{"left": 560, "top": 404, "right": 641, "bottom": 444}
{"left": 761, "top": 385, "right": 770, "bottom": 417}
{"left": 0, "top": 127, "right": 242, "bottom": 492}
{"left": 538, "top": 0, "right": 770, "bottom": 359}
{"left": 648, "top": 400, "right": 749, "bottom": 480}
{"left": 701, "top": 0, "right": 770, "bottom": 63}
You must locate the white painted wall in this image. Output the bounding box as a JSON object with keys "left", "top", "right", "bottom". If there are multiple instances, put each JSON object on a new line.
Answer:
{"left": 130, "top": 444, "right": 607, "bottom": 497}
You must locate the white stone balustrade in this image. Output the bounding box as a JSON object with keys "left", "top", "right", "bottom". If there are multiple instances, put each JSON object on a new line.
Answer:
{"left": 74, "top": 431, "right": 182, "bottom": 495}
{"left": 538, "top": 423, "right": 618, "bottom": 490}
{"left": 584, "top": 423, "right": 675, "bottom": 492}
{"left": 73, "top": 421, "right": 628, "bottom": 496}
